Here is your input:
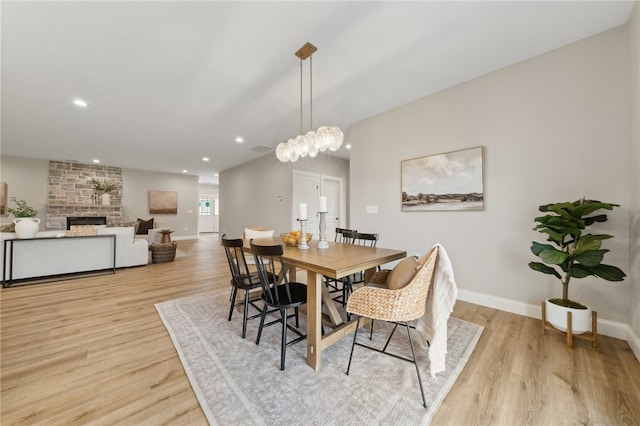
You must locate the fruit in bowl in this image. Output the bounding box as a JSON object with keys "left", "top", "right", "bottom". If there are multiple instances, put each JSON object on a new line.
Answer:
{"left": 281, "top": 230, "right": 312, "bottom": 246}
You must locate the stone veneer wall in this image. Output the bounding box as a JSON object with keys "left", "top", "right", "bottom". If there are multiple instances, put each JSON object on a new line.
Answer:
{"left": 46, "top": 161, "right": 123, "bottom": 230}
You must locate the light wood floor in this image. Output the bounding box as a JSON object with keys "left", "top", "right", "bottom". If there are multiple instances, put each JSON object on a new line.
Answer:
{"left": 1, "top": 235, "right": 639, "bottom": 425}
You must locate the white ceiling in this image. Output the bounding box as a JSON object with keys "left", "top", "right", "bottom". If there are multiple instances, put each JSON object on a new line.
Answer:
{"left": 1, "top": 1, "right": 634, "bottom": 185}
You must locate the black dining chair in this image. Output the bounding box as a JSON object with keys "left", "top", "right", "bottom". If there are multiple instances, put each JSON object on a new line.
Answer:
{"left": 251, "top": 240, "right": 307, "bottom": 370}
{"left": 221, "top": 235, "right": 275, "bottom": 338}
{"left": 324, "top": 228, "right": 357, "bottom": 298}
{"left": 335, "top": 231, "right": 380, "bottom": 307}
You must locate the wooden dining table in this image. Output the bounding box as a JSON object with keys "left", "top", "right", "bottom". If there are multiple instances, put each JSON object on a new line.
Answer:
{"left": 245, "top": 237, "right": 406, "bottom": 370}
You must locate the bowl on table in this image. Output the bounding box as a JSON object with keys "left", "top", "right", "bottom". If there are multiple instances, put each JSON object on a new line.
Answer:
{"left": 280, "top": 231, "right": 313, "bottom": 246}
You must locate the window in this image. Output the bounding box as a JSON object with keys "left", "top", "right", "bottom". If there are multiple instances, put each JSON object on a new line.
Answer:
{"left": 198, "top": 197, "right": 219, "bottom": 216}
{"left": 199, "top": 198, "right": 212, "bottom": 216}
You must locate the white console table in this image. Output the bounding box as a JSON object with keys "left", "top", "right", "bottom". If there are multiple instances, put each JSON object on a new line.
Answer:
{"left": 2, "top": 234, "right": 116, "bottom": 287}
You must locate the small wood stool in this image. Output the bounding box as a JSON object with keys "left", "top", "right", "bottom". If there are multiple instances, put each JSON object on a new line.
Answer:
{"left": 159, "top": 229, "right": 174, "bottom": 243}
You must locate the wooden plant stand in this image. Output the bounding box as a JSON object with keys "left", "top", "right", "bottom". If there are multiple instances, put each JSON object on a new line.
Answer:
{"left": 541, "top": 301, "right": 598, "bottom": 348}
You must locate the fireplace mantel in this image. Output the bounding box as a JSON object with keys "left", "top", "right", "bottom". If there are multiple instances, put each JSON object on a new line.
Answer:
{"left": 48, "top": 204, "right": 121, "bottom": 208}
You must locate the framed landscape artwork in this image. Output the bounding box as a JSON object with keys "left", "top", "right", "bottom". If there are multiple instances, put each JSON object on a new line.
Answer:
{"left": 149, "top": 190, "right": 178, "bottom": 214}
{"left": 401, "top": 146, "right": 484, "bottom": 211}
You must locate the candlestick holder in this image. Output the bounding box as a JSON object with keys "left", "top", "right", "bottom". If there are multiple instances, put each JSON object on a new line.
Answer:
{"left": 298, "top": 219, "right": 309, "bottom": 250}
{"left": 317, "top": 212, "right": 329, "bottom": 249}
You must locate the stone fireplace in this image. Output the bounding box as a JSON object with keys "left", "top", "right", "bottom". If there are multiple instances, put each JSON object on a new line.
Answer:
{"left": 66, "top": 216, "right": 108, "bottom": 230}
{"left": 46, "top": 161, "right": 123, "bottom": 230}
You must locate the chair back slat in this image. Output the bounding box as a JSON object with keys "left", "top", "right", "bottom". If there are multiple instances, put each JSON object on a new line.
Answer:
{"left": 335, "top": 227, "right": 356, "bottom": 243}
{"left": 250, "top": 240, "right": 291, "bottom": 305}
{"left": 342, "top": 231, "right": 379, "bottom": 247}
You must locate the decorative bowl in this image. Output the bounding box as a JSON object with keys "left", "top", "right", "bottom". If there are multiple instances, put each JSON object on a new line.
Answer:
{"left": 281, "top": 232, "right": 312, "bottom": 246}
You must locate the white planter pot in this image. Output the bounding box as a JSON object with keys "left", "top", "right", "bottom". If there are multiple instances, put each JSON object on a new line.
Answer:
{"left": 102, "top": 193, "right": 111, "bottom": 206}
{"left": 13, "top": 217, "right": 40, "bottom": 239}
{"left": 545, "top": 299, "right": 591, "bottom": 335}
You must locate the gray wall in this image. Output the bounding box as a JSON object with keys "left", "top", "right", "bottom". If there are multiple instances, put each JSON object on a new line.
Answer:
{"left": 0, "top": 157, "right": 49, "bottom": 230}
{"left": 629, "top": 2, "right": 640, "bottom": 341}
{"left": 121, "top": 168, "right": 199, "bottom": 238}
{"left": 0, "top": 157, "right": 199, "bottom": 238}
{"left": 219, "top": 152, "right": 349, "bottom": 238}
{"left": 349, "top": 24, "right": 636, "bottom": 331}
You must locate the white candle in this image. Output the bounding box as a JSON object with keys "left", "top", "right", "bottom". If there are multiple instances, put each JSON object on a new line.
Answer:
{"left": 319, "top": 196, "right": 327, "bottom": 212}
{"left": 299, "top": 203, "right": 307, "bottom": 220}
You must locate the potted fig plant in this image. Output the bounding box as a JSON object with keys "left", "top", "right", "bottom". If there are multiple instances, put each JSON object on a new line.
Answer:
{"left": 7, "top": 198, "right": 40, "bottom": 238}
{"left": 529, "top": 198, "right": 626, "bottom": 334}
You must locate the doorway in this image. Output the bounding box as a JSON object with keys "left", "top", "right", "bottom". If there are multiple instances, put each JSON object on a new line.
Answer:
{"left": 292, "top": 170, "right": 345, "bottom": 241}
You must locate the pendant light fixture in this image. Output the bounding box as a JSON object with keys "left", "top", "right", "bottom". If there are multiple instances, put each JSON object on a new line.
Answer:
{"left": 276, "top": 42, "right": 343, "bottom": 163}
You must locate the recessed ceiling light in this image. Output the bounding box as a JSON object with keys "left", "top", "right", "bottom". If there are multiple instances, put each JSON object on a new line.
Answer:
{"left": 182, "top": 169, "right": 188, "bottom": 173}
{"left": 345, "top": 144, "right": 352, "bottom": 149}
{"left": 214, "top": 173, "right": 219, "bottom": 177}
{"left": 235, "top": 137, "right": 244, "bottom": 143}
{"left": 92, "top": 159, "right": 100, "bottom": 163}
{"left": 73, "top": 99, "right": 88, "bottom": 107}
{"left": 202, "top": 157, "right": 209, "bottom": 162}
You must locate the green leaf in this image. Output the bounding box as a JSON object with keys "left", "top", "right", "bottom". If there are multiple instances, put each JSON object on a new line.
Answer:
{"left": 569, "top": 265, "right": 595, "bottom": 278}
{"left": 592, "top": 264, "right": 626, "bottom": 281}
{"left": 538, "top": 248, "right": 569, "bottom": 265}
{"left": 534, "top": 228, "right": 565, "bottom": 244}
{"left": 571, "top": 202, "right": 617, "bottom": 218}
{"left": 583, "top": 214, "right": 608, "bottom": 226}
{"left": 539, "top": 202, "right": 573, "bottom": 213}
{"left": 569, "top": 264, "right": 626, "bottom": 281}
{"left": 528, "top": 262, "right": 562, "bottom": 279}
{"left": 531, "top": 242, "right": 555, "bottom": 256}
{"left": 537, "top": 215, "right": 583, "bottom": 231}
{"left": 573, "top": 249, "right": 607, "bottom": 267}
{"left": 574, "top": 234, "right": 611, "bottom": 253}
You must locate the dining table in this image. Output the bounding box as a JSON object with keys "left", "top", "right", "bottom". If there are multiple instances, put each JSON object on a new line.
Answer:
{"left": 244, "top": 237, "right": 406, "bottom": 371}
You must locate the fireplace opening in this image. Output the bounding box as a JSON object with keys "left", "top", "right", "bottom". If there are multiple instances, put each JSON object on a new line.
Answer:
{"left": 66, "top": 216, "right": 107, "bottom": 230}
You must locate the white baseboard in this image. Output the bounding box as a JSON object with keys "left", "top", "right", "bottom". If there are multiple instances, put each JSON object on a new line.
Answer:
{"left": 173, "top": 234, "right": 199, "bottom": 241}
{"left": 627, "top": 326, "right": 640, "bottom": 361}
{"left": 457, "top": 289, "right": 639, "bottom": 361}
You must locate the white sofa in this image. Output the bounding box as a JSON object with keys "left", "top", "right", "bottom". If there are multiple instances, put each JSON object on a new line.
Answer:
{"left": 1, "top": 226, "right": 148, "bottom": 283}
{"left": 96, "top": 226, "right": 149, "bottom": 268}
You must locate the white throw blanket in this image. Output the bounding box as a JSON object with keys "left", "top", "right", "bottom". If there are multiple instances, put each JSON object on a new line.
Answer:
{"left": 414, "top": 243, "right": 458, "bottom": 377}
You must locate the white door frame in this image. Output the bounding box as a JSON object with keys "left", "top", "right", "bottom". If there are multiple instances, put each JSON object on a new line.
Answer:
{"left": 292, "top": 170, "right": 346, "bottom": 237}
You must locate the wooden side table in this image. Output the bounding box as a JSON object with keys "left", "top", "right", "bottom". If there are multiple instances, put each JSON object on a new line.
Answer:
{"left": 159, "top": 229, "right": 174, "bottom": 243}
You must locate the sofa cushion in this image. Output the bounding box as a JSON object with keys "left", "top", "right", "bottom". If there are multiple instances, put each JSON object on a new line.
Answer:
{"left": 386, "top": 256, "right": 419, "bottom": 290}
{"left": 136, "top": 217, "right": 154, "bottom": 235}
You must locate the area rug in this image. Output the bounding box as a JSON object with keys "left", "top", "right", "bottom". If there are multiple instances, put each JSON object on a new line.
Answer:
{"left": 155, "top": 291, "right": 483, "bottom": 425}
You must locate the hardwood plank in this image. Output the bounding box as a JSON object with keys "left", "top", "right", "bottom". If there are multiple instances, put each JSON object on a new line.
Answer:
{"left": 2, "top": 234, "right": 639, "bottom": 425}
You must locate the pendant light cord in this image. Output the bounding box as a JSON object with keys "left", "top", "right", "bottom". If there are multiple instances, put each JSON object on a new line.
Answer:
{"left": 299, "top": 58, "right": 303, "bottom": 135}
{"left": 309, "top": 56, "right": 313, "bottom": 131}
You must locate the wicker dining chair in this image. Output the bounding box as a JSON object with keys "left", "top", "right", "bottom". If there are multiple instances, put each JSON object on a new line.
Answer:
{"left": 345, "top": 246, "right": 439, "bottom": 408}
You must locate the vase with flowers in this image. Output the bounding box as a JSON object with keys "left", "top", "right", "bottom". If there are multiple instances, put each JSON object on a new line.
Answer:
{"left": 91, "top": 179, "right": 117, "bottom": 205}
{"left": 7, "top": 198, "right": 39, "bottom": 238}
